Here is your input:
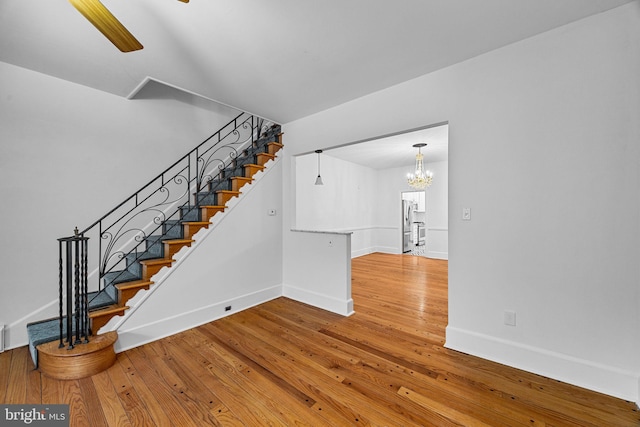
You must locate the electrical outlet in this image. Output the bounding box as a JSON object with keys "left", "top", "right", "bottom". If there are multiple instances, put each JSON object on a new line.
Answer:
{"left": 462, "top": 207, "right": 471, "bottom": 221}
{"left": 328, "top": 240, "right": 333, "bottom": 247}
{"left": 268, "top": 209, "right": 277, "bottom": 216}
{"left": 225, "top": 306, "right": 232, "bottom": 312}
{"left": 504, "top": 310, "right": 516, "bottom": 326}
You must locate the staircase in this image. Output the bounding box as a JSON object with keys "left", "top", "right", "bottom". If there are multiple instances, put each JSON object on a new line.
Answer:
{"left": 27, "top": 115, "right": 283, "bottom": 379}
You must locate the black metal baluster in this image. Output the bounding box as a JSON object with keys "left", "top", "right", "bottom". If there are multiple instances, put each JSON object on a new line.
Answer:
{"left": 81, "top": 234, "right": 89, "bottom": 343}
{"left": 98, "top": 221, "right": 103, "bottom": 291}
{"left": 73, "top": 231, "right": 81, "bottom": 345}
{"left": 195, "top": 147, "right": 200, "bottom": 190}
{"left": 65, "top": 238, "right": 73, "bottom": 349}
{"left": 58, "top": 240, "right": 64, "bottom": 349}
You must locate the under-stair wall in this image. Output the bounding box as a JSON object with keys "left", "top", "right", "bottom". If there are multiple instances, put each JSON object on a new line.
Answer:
{"left": 0, "top": 60, "right": 244, "bottom": 350}
{"left": 113, "top": 156, "right": 283, "bottom": 352}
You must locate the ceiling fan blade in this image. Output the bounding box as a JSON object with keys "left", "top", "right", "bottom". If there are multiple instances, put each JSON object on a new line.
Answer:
{"left": 68, "top": 0, "right": 143, "bottom": 52}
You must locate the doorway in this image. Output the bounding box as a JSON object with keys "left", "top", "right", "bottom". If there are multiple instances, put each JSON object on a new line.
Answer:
{"left": 293, "top": 123, "right": 448, "bottom": 260}
{"left": 402, "top": 190, "right": 426, "bottom": 255}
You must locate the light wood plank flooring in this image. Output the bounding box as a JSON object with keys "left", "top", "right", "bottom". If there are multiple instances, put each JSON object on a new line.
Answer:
{"left": 2, "top": 253, "right": 638, "bottom": 425}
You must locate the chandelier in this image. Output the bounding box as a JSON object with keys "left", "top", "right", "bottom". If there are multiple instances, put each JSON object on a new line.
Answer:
{"left": 407, "top": 143, "right": 433, "bottom": 189}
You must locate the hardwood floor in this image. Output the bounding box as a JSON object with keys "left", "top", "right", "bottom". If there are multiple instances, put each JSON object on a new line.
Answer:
{"left": 2, "top": 253, "right": 639, "bottom": 426}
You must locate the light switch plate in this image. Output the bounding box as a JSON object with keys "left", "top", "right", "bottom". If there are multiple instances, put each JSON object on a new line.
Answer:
{"left": 462, "top": 207, "right": 471, "bottom": 220}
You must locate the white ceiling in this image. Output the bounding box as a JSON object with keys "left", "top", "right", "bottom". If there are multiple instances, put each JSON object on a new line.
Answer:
{"left": 323, "top": 124, "right": 449, "bottom": 170}
{"left": 0, "top": 0, "right": 634, "bottom": 124}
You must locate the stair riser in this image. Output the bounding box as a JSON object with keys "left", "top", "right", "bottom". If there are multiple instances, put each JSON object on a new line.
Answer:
{"left": 141, "top": 262, "right": 171, "bottom": 281}
{"left": 124, "top": 255, "right": 142, "bottom": 277}
{"left": 164, "top": 241, "right": 193, "bottom": 258}
{"left": 195, "top": 193, "right": 217, "bottom": 206}
{"left": 256, "top": 153, "right": 275, "bottom": 167}
{"left": 267, "top": 142, "right": 284, "bottom": 155}
{"left": 144, "top": 238, "right": 165, "bottom": 257}
{"left": 200, "top": 206, "right": 225, "bottom": 222}
{"left": 37, "top": 332, "right": 118, "bottom": 380}
{"left": 145, "top": 240, "right": 164, "bottom": 257}
{"left": 102, "top": 271, "right": 137, "bottom": 293}
{"left": 182, "top": 223, "right": 208, "bottom": 240}
{"left": 104, "top": 284, "right": 117, "bottom": 302}
{"left": 90, "top": 309, "right": 126, "bottom": 333}
{"left": 207, "top": 179, "right": 230, "bottom": 192}
{"left": 180, "top": 206, "right": 201, "bottom": 222}
{"left": 163, "top": 222, "right": 184, "bottom": 239}
{"left": 244, "top": 164, "right": 265, "bottom": 178}
{"left": 118, "top": 285, "right": 150, "bottom": 307}
{"left": 231, "top": 180, "right": 251, "bottom": 192}
{"left": 216, "top": 191, "right": 239, "bottom": 206}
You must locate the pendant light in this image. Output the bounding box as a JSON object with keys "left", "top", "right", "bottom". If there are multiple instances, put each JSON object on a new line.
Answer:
{"left": 315, "top": 149, "right": 324, "bottom": 185}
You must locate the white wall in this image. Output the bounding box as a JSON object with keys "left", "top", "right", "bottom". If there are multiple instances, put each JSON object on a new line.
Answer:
{"left": 283, "top": 3, "right": 640, "bottom": 403}
{"left": 114, "top": 159, "right": 283, "bottom": 351}
{"left": 281, "top": 148, "right": 354, "bottom": 316}
{"left": 295, "top": 152, "right": 377, "bottom": 231}
{"left": 426, "top": 161, "right": 448, "bottom": 259}
{"left": 294, "top": 152, "right": 382, "bottom": 258}
{"left": 0, "top": 62, "right": 241, "bottom": 349}
{"left": 283, "top": 230, "right": 353, "bottom": 316}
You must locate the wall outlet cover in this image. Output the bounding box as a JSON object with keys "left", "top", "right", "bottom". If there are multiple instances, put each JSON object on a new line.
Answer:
{"left": 504, "top": 310, "right": 516, "bottom": 326}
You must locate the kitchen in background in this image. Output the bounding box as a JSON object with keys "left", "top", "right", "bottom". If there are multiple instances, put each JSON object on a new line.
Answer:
{"left": 402, "top": 191, "right": 426, "bottom": 253}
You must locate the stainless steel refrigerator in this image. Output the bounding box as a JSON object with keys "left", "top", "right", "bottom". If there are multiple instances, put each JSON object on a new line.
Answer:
{"left": 402, "top": 200, "right": 415, "bottom": 252}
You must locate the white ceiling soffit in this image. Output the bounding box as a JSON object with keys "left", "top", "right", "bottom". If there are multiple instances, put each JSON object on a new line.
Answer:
{"left": 0, "top": 1, "right": 634, "bottom": 123}
{"left": 324, "top": 124, "right": 449, "bottom": 170}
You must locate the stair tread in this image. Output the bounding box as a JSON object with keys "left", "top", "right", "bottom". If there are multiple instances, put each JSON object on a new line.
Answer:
{"left": 180, "top": 222, "right": 210, "bottom": 227}
{"left": 115, "top": 279, "right": 154, "bottom": 290}
{"left": 139, "top": 258, "right": 174, "bottom": 266}
{"left": 89, "top": 304, "right": 129, "bottom": 317}
{"left": 215, "top": 190, "right": 241, "bottom": 194}
{"left": 164, "top": 238, "right": 195, "bottom": 244}
{"left": 147, "top": 236, "right": 194, "bottom": 244}
{"left": 37, "top": 331, "right": 117, "bottom": 358}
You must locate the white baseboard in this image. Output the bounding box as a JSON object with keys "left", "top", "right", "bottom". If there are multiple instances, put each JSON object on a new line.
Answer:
{"left": 115, "top": 285, "right": 282, "bottom": 353}
{"left": 375, "top": 246, "right": 402, "bottom": 255}
{"left": 426, "top": 250, "right": 448, "bottom": 260}
{"left": 283, "top": 284, "right": 354, "bottom": 317}
{"left": 351, "top": 247, "right": 373, "bottom": 258}
{"left": 445, "top": 325, "right": 639, "bottom": 403}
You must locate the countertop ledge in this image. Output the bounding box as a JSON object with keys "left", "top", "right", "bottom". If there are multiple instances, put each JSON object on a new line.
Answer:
{"left": 291, "top": 229, "right": 353, "bottom": 235}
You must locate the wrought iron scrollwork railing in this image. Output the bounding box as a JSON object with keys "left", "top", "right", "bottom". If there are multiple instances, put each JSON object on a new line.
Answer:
{"left": 56, "top": 112, "right": 276, "bottom": 345}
